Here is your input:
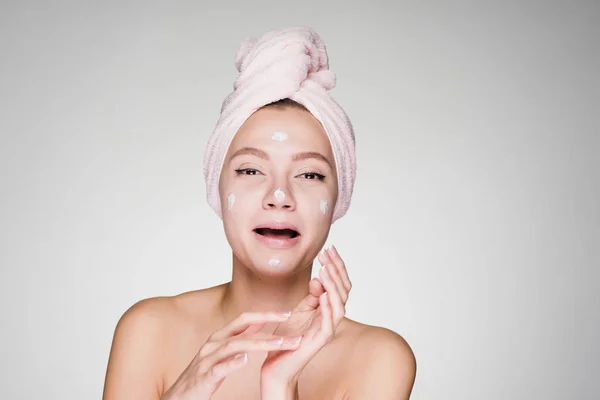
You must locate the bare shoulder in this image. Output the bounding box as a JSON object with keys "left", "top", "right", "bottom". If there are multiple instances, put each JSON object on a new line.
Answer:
{"left": 114, "top": 295, "right": 180, "bottom": 336}
{"left": 103, "top": 286, "right": 225, "bottom": 399}
{"left": 341, "top": 319, "right": 417, "bottom": 399}
{"left": 103, "top": 296, "right": 186, "bottom": 399}
{"left": 110, "top": 285, "right": 226, "bottom": 350}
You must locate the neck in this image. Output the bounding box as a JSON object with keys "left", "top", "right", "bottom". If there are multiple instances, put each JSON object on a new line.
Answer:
{"left": 219, "top": 253, "right": 313, "bottom": 323}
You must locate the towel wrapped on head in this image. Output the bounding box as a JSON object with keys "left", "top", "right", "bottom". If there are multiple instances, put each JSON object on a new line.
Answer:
{"left": 203, "top": 26, "right": 356, "bottom": 223}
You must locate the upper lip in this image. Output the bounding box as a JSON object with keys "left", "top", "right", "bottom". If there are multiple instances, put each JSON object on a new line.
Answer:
{"left": 253, "top": 221, "right": 300, "bottom": 234}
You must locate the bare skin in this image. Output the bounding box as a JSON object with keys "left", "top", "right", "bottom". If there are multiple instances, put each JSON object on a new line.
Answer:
{"left": 103, "top": 283, "right": 414, "bottom": 399}
{"left": 103, "top": 106, "right": 416, "bottom": 399}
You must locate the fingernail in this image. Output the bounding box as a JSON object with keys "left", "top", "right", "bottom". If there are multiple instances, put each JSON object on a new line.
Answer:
{"left": 290, "top": 336, "right": 303, "bottom": 345}
{"left": 330, "top": 245, "right": 338, "bottom": 257}
{"left": 269, "top": 337, "right": 284, "bottom": 346}
{"left": 317, "top": 251, "right": 324, "bottom": 266}
{"left": 234, "top": 353, "right": 248, "bottom": 363}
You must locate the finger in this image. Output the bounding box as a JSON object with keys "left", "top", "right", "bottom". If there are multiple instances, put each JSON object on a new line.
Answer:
{"left": 317, "top": 248, "right": 329, "bottom": 266}
{"left": 204, "top": 336, "right": 303, "bottom": 366}
{"left": 301, "top": 307, "right": 324, "bottom": 340}
{"left": 321, "top": 255, "right": 348, "bottom": 303}
{"left": 309, "top": 277, "right": 326, "bottom": 298}
{"left": 206, "top": 352, "right": 249, "bottom": 384}
{"left": 319, "top": 265, "right": 345, "bottom": 323}
{"left": 318, "top": 292, "right": 334, "bottom": 340}
{"left": 211, "top": 312, "right": 291, "bottom": 340}
{"left": 239, "top": 322, "right": 266, "bottom": 337}
{"left": 294, "top": 278, "right": 325, "bottom": 312}
{"left": 327, "top": 246, "right": 352, "bottom": 292}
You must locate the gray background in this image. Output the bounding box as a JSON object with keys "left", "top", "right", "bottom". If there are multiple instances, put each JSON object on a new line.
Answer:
{"left": 1, "top": 1, "right": 598, "bottom": 399}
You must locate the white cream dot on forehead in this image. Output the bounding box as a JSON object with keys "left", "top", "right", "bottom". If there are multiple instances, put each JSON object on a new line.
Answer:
{"left": 271, "top": 131, "right": 288, "bottom": 142}
{"left": 274, "top": 188, "right": 285, "bottom": 202}
{"left": 268, "top": 258, "right": 280, "bottom": 267}
{"left": 320, "top": 199, "right": 328, "bottom": 215}
{"left": 227, "top": 193, "right": 235, "bottom": 210}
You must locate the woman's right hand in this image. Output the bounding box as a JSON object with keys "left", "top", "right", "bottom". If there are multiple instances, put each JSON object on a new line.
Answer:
{"left": 161, "top": 311, "right": 302, "bottom": 400}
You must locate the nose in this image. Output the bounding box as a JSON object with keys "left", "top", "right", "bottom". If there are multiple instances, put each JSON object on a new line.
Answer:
{"left": 263, "top": 185, "right": 296, "bottom": 211}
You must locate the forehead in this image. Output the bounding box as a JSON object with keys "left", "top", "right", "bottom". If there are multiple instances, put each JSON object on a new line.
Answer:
{"left": 228, "top": 106, "right": 334, "bottom": 156}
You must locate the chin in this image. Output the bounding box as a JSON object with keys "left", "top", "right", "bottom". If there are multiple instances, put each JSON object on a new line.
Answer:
{"left": 226, "top": 218, "right": 327, "bottom": 274}
{"left": 245, "top": 242, "right": 307, "bottom": 274}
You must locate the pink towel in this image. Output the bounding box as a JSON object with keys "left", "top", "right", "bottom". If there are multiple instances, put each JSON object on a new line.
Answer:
{"left": 203, "top": 27, "right": 356, "bottom": 222}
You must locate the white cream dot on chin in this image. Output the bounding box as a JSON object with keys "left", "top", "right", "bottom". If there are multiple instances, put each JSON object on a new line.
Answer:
{"left": 320, "top": 199, "right": 328, "bottom": 215}
{"left": 274, "top": 188, "right": 285, "bottom": 202}
{"left": 227, "top": 193, "right": 235, "bottom": 210}
{"left": 271, "top": 131, "right": 288, "bottom": 142}
{"left": 268, "top": 258, "right": 280, "bottom": 267}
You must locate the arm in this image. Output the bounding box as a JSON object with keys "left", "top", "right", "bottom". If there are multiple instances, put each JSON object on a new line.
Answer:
{"left": 260, "top": 379, "right": 300, "bottom": 400}
{"left": 348, "top": 328, "right": 417, "bottom": 399}
{"left": 102, "top": 298, "right": 168, "bottom": 400}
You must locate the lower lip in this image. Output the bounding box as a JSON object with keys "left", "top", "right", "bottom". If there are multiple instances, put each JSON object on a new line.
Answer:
{"left": 253, "top": 231, "right": 300, "bottom": 249}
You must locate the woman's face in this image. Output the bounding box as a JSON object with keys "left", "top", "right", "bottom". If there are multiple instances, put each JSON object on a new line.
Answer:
{"left": 219, "top": 106, "right": 338, "bottom": 275}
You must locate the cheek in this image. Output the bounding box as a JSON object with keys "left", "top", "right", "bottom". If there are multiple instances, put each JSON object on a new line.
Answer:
{"left": 320, "top": 199, "right": 328, "bottom": 215}
{"left": 224, "top": 190, "right": 258, "bottom": 217}
{"left": 222, "top": 178, "right": 263, "bottom": 214}
{"left": 222, "top": 190, "right": 256, "bottom": 248}
{"left": 296, "top": 190, "right": 333, "bottom": 220}
{"left": 227, "top": 193, "right": 236, "bottom": 211}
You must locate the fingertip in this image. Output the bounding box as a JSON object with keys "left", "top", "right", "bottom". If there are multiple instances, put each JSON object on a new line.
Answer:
{"left": 309, "top": 278, "right": 325, "bottom": 294}
{"left": 322, "top": 249, "right": 332, "bottom": 263}
{"left": 329, "top": 245, "right": 339, "bottom": 258}
{"left": 233, "top": 352, "right": 248, "bottom": 364}
{"left": 317, "top": 250, "right": 326, "bottom": 266}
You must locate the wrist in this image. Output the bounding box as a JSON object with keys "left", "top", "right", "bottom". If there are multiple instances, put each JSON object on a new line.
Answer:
{"left": 260, "top": 376, "right": 299, "bottom": 400}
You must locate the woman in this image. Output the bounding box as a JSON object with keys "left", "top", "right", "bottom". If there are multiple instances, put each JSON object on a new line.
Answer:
{"left": 103, "top": 27, "right": 416, "bottom": 399}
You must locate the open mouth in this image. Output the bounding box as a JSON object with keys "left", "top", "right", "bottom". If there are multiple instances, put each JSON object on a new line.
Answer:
{"left": 253, "top": 227, "right": 300, "bottom": 239}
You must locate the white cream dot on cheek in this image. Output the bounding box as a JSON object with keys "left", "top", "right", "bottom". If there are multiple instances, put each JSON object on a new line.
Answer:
{"left": 274, "top": 188, "right": 285, "bottom": 202}
{"left": 271, "top": 131, "right": 288, "bottom": 142}
{"left": 227, "top": 193, "right": 235, "bottom": 211}
{"left": 268, "top": 258, "right": 280, "bottom": 267}
{"left": 320, "top": 199, "right": 328, "bottom": 215}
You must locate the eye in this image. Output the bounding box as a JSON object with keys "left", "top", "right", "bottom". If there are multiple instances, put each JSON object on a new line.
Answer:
{"left": 298, "top": 172, "right": 326, "bottom": 181}
{"left": 235, "top": 168, "right": 262, "bottom": 176}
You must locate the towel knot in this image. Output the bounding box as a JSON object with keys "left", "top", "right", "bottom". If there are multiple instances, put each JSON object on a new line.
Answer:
{"left": 204, "top": 27, "right": 356, "bottom": 223}
{"left": 232, "top": 27, "right": 336, "bottom": 96}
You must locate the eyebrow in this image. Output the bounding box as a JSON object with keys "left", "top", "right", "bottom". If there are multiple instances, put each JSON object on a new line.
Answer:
{"left": 229, "top": 147, "right": 269, "bottom": 160}
{"left": 229, "top": 146, "right": 333, "bottom": 169}
{"left": 292, "top": 151, "right": 332, "bottom": 169}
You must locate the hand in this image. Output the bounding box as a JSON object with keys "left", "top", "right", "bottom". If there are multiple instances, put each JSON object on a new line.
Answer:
{"left": 161, "top": 311, "right": 302, "bottom": 400}
{"left": 260, "top": 245, "right": 352, "bottom": 397}
{"left": 269, "top": 277, "right": 326, "bottom": 340}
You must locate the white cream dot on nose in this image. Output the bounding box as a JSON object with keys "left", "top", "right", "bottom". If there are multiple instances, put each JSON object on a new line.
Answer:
{"left": 274, "top": 188, "right": 285, "bottom": 202}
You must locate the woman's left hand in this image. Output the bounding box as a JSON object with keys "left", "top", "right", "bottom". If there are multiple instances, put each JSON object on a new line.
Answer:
{"left": 259, "top": 245, "right": 352, "bottom": 399}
